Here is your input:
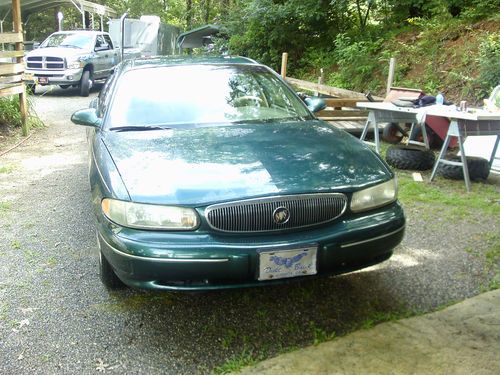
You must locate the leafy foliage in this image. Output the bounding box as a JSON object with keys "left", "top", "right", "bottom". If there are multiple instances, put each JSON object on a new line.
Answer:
{"left": 8, "top": 0, "right": 500, "bottom": 101}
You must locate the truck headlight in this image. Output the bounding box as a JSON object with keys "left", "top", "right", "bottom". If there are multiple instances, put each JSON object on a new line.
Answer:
{"left": 350, "top": 179, "right": 397, "bottom": 213}
{"left": 67, "top": 61, "right": 83, "bottom": 69}
{"left": 101, "top": 198, "right": 199, "bottom": 230}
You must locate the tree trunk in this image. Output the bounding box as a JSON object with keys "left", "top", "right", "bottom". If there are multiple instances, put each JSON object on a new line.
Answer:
{"left": 205, "top": 0, "right": 211, "bottom": 23}
{"left": 186, "top": 0, "right": 193, "bottom": 29}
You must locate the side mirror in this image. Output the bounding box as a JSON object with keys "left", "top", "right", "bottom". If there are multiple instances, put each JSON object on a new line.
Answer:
{"left": 71, "top": 108, "right": 102, "bottom": 128}
{"left": 304, "top": 97, "right": 327, "bottom": 113}
{"left": 95, "top": 43, "right": 109, "bottom": 52}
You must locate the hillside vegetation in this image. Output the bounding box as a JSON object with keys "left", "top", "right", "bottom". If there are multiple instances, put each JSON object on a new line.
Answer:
{"left": 4, "top": 0, "right": 500, "bottom": 107}
{"left": 222, "top": 1, "right": 500, "bottom": 104}
{"left": 295, "top": 18, "right": 499, "bottom": 104}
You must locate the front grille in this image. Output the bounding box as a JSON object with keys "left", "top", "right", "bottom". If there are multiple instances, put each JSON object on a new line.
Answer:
{"left": 27, "top": 62, "right": 42, "bottom": 69}
{"left": 205, "top": 193, "right": 347, "bottom": 233}
{"left": 26, "top": 56, "right": 65, "bottom": 70}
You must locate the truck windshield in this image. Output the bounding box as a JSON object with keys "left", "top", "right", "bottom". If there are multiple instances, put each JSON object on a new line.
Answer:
{"left": 39, "top": 33, "right": 94, "bottom": 50}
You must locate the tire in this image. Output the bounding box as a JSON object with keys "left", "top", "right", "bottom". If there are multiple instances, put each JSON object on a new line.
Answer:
{"left": 410, "top": 124, "right": 443, "bottom": 150}
{"left": 99, "top": 249, "right": 125, "bottom": 289}
{"left": 59, "top": 84, "right": 70, "bottom": 89}
{"left": 437, "top": 156, "right": 490, "bottom": 181}
{"left": 27, "top": 84, "right": 36, "bottom": 94}
{"left": 386, "top": 145, "right": 435, "bottom": 170}
{"left": 382, "top": 123, "right": 405, "bottom": 144}
{"left": 79, "top": 70, "right": 92, "bottom": 97}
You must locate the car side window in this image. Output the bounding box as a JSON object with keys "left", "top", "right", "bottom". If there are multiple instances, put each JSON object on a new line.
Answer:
{"left": 98, "top": 72, "right": 117, "bottom": 117}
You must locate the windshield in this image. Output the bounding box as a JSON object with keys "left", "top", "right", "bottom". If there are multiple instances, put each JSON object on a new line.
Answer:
{"left": 106, "top": 64, "right": 311, "bottom": 128}
{"left": 39, "top": 33, "right": 94, "bottom": 49}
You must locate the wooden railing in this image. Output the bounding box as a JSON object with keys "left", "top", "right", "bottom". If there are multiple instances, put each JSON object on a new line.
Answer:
{"left": 0, "top": 0, "right": 27, "bottom": 136}
{"left": 279, "top": 52, "right": 383, "bottom": 122}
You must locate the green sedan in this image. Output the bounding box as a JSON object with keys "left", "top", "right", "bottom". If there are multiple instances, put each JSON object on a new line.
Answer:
{"left": 71, "top": 56, "right": 405, "bottom": 291}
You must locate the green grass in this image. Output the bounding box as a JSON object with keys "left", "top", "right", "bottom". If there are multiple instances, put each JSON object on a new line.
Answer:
{"left": 92, "top": 292, "right": 174, "bottom": 313}
{"left": 0, "top": 165, "right": 15, "bottom": 174}
{"left": 309, "top": 321, "right": 335, "bottom": 345}
{"left": 397, "top": 171, "right": 500, "bottom": 218}
{"left": 0, "top": 202, "right": 11, "bottom": 214}
{"left": 371, "top": 138, "right": 500, "bottom": 222}
{"left": 359, "top": 310, "right": 415, "bottom": 330}
{"left": 210, "top": 348, "right": 260, "bottom": 375}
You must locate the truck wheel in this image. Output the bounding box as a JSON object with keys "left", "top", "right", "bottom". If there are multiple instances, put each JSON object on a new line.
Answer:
{"left": 382, "top": 123, "right": 405, "bottom": 144}
{"left": 437, "top": 156, "right": 490, "bottom": 181}
{"left": 79, "top": 70, "right": 92, "bottom": 97}
{"left": 99, "top": 250, "right": 125, "bottom": 289}
{"left": 386, "top": 145, "right": 435, "bottom": 170}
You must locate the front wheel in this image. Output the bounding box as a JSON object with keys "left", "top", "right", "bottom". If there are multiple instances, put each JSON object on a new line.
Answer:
{"left": 27, "top": 84, "right": 36, "bottom": 94}
{"left": 99, "top": 249, "right": 125, "bottom": 289}
{"left": 79, "top": 70, "right": 92, "bottom": 97}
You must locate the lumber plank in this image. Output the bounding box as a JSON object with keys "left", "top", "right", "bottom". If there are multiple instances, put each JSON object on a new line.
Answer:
{"left": 0, "top": 63, "right": 24, "bottom": 75}
{"left": 0, "top": 32, "right": 23, "bottom": 44}
{"left": 0, "top": 50, "right": 24, "bottom": 58}
{"left": 0, "top": 83, "right": 24, "bottom": 97}
{"left": 287, "top": 77, "right": 383, "bottom": 100}
{"left": 0, "top": 74, "right": 22, "bottom": 84}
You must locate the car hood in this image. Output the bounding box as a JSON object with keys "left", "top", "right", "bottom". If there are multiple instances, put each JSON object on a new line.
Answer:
{"left": 27, "top": 47, "right": 89, "bottom": 59}
{"left": 102, "top": 121, "right": 392, "bottom": 205}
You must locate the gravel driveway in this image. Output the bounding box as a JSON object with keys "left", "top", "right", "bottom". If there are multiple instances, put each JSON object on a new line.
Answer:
{"left": 0, "top": 86, "right": 497, "bottom": 374}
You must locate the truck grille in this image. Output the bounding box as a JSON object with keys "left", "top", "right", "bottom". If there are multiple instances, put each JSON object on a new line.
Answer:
{"left": 26, "top": 56, "right": 65, "bottom": 70}
{"left": 205, "top": 193, "right": 347, "bottom": 233}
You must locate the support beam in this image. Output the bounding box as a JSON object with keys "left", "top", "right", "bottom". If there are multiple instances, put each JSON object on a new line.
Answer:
{"left": 281, "top": 52, "right": 288, "bottom": 79}
{"left": 12, "top": 0, "right": 28, "bottom": 136}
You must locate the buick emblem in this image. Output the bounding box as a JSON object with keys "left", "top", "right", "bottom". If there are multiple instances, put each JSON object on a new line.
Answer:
{"left": 273, "top": 207, "right": 290, "bottom": 225}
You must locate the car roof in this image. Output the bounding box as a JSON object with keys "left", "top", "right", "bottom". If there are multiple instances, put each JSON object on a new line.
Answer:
{"left": 50, "top": 30, "right": 107, "bottom": 35}
{"left": 121, "top": 55, "right": 262, "bottom": 73}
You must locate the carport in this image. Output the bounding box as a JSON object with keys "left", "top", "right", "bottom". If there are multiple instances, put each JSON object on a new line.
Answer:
{"left": 0, "top": 0, "right": 117, "bottom": 33}
{"left": 0, "top": 0, "right": 117, "bottom": 136}
{"left": 177, "top": 24, "right": 219, "bottom": 49}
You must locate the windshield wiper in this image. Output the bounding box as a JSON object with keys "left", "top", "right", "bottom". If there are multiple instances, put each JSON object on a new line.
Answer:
{"left": 109, "top": 125, "right": 171, "bottom": 132}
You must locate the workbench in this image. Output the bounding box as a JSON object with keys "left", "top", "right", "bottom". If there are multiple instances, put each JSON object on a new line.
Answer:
{"left": 425, "top": 106, "right": 500, "bottom": 192}
{"left": 356, "top": 102, "right": 430, "bottom": 154}
{"left": 357, "top": 102, "right": 500, "bottom": 192}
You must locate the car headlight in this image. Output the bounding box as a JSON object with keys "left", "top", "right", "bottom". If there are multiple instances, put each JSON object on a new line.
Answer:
{"left": 67, "top": 60, "right": 83, "bottom": 69}
{"left": 350, "top": 179, "right": 397, "bottom": 213}
{"left": 101, "top": 198, "right": 199, "bottom": 230}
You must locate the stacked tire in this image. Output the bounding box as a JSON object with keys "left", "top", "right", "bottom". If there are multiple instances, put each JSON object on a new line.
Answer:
{"left": 385, "top": 145, "right": 435, "bottom": 171}
{"left": 436, "top": 156, "right": 490, "bottom": 181}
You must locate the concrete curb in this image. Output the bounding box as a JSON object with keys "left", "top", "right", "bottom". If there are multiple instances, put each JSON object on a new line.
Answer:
{"left": 236, "top": 290, "right": 500, "bottom": 375}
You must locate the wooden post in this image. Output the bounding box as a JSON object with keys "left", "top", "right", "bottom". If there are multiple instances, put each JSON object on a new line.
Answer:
{"left": 12, "top": 0, "right": 28, "bottom": 136}
{"left": 315, "top": 68, "right": 324, "bottom": 96}
{"left": 281, "top": 52, "right": 288, "bottom": 79}
{"left": 386, "top": 57, "right": 396, "bottom": 97}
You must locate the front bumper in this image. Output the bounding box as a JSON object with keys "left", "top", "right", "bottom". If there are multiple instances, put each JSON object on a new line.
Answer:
{"left": 24, "top": 68, "right": 83, "bottom": 85}
{"left": 98, "top": 202, "right": 405, "bottom": 291}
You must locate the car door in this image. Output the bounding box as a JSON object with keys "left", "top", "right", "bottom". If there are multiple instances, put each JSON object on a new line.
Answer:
{"left": 93, "top": 34, "right": 113, "bottom": 79}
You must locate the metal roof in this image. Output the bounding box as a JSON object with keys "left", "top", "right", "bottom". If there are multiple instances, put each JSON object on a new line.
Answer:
{"left": 177, "top": 24, "right": 220, "bottom": 49}
{"left": 0, "top": 0, "right": 117, "bottom": 20}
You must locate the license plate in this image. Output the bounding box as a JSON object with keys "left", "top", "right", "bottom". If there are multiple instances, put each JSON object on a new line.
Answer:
{"left": 258, "top": 245, "right": 317, "bottom": 281}
{"left": 38, "top": 77, "right": 48, "bottom": 84}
